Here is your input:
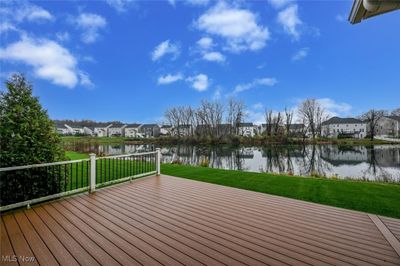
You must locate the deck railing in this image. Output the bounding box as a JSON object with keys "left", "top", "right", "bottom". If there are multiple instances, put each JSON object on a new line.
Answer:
{"left": 0, "top": 149, "right": 161, "bottom": 212}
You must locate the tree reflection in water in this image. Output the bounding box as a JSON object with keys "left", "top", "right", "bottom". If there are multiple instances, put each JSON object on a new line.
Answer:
{"left": 65, "top": 142, "right": 400, "bottom": 182}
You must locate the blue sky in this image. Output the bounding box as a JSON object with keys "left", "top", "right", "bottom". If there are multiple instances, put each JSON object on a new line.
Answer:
{"left": 0, "top": 0, "right": 399, "bottom": 124}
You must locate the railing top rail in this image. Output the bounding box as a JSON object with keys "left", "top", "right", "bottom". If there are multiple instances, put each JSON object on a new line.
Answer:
{"left": 0, "top": 158, "right": 90, "bottom": 172}
{"left": 0, "top": 151, "right": 158, "bottom": 172}
{"left": 98, "top": 151, "right": 157, "bottom": 160}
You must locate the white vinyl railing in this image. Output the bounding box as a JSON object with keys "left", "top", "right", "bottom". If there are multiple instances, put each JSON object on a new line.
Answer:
{"left": 0, "top": 149, "right": 161, "bottom": 212}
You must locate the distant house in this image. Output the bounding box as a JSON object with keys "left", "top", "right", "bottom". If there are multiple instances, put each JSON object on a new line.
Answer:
{"left": 375, "top": 116, "right": 400, "bottom": 137}
{"left": 287, "top": 124, "right": 305, "bottom": 136}
{"left": 322, "top": 117, "right": 366, "bottom": 139}
{"left": 258, "top": 124, "right": 284, "bottom": 135}
{"left": 237, "top": 123, "right": 254, "bottom": 137}
{"left": 55, "top": 121, "right": 70, "bottom": 135}
{"left": 108, "top": 123, "right": 127, "bottom": 137}
{"left": 160, "top": 125, "right": 173, "bottom": 136}
{"left": 124, "top": 124, "right": 141, "bottom": 138}
{"left": 94, "top": 123, "right": 112, "bottom": 137}
{"left": 172, "top": 125, "right": 193, "bottom": 137}
{"left": 139, "top": 124, "right": 160, "bottom": 138}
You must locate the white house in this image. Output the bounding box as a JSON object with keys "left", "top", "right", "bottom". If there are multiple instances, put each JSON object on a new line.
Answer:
{"left": 375, "top": 116, "right": 400, "bottom": 137}
{"left": 94, "top": 123, "right": 112, "bottom": 137}
{"left": 172, "top": 125, "right": 193, "bottom": 137}
{"left": 124, "top": 124, "right": 141, "bottom": 138}
{"left": 160, "top": 125, "right": 173, "bottom": 136}
{"left": 55, "top": 122, "right": 70, "bottom": 135}
{"left": 237, "top": 123, "right": 254, "bottom": 137}
{"left": 139, "top": 124, "right": 160, "bottom": 138}
{"left": 321, "top": 117, "right": 366, "bottom": 139}
{"left": 108, "top": 123, "right": 127, "bottom": 137}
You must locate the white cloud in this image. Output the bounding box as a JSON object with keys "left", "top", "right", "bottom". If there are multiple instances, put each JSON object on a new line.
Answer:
{"left": 203, "top": 51, "right": 225, "bottom": 62}
{"left": 79, "top": 71, "right": 94, "bottom": 88}
{"left": 0, "top": 37, "right": 89, "bottom": 88}
{"left": 234, "top": 77, "right": 277, "bottom": 94}
{"left": 0, "top": 2, "right": 53, "bottom": 29}
{"left": 196, "top": 2, "right": 270, "bottom": 53}
{"left": 74, "top": 13, "right": 107, "bottom": 44}
{"left": 186, "top": 74, "right": 209, "bottom": 92}
{"left": 105, "top": 0, "right": 135, "bottom": 12}
{"left": 268, "top": 0, "right": 293, "bottom": 9}
{"left": 316, "top": 98, "right": 352, "bottom": 117}
{"left": 197, "top": 37, "right": 214, "bottom": 50}
{"left": 252, "top": 103, "right": 264, "bottom": 110}
{"left": 0, "top": 22, "right": 19, "bottom": 34}
{"left": 151, "top": 40, "right": 180, "bottom": 61}
{"left": 186, "top": 0, "right": 209, "bottom": 6}
{"left": 277, "top": 4, "right": 302, "bottom": 40}
{"left": 15, "top": 3, "right": 54, "bottom": 23}
{"left": 56, "top": 32, "right": 70, "bottom": 42}
{"left": 292, "top": 47, "right": 309, "bottom": 61}
{"left": 157, "top": 73, "right": 184, "bottom": 85}
{"left": 245, "top": 109, "right": 265, "bottom": 125}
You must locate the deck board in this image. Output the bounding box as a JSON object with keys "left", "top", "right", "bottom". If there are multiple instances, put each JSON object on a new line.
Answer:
{"left": 1, "top": 174, "right": 400, "bottom": 266}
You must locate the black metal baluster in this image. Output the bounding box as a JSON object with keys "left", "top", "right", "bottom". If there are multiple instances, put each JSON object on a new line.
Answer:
{"left": 64, "top": 164, "right": 67, "bottom": 192}
{"left": 70, "top": 163, "right": 73, "bottom": 191}
{"left": 86, "top": 161, "right": 89, "bottom": 187}
{"left": 75, "top": 162, "right": 78, "bottom": 190}
{"left": 81, "top": 161, "right": 84, "bottom": 188}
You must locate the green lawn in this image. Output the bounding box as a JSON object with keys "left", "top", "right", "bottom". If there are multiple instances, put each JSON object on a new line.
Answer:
{"left": 65, "top": 151, "right": 89, "bottom": 160}
{"left": 61, "top": 151, "right": 155, "bottom": 190}
{"left": 161, "top": 164, "right": 400, "bottom": 218}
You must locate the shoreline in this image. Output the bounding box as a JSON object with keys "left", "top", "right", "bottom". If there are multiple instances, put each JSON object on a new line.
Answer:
{"left": 61, "top": 136, "right": 399, "bottom": 146}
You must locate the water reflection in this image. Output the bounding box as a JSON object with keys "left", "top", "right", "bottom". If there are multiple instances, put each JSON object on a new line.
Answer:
{"left": 64, "top": 142, "right": 400, "bottom": 182}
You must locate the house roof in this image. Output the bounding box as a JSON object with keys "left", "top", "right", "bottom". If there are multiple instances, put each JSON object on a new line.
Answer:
{"left": 238, "top": 122, "right": 253, "bottom": 127}
{"left": 322, "top": 117, "right": 364, "bottom": 125}
{"left": 141, "top": 124, "right": 159, "bottom": 128}
{"left": 126, "top": 123, "right": 141, "bottom": 128}
{"left": 348, "top": 0, "right": 400, "bottom": 24}
{"left": 385, "top": 116, "right": 400, "bottom": 122}
{"left": 289, "top": 124, "right": 305, "bottom": 129}
{"left": 161, "top": 125, "right": 172, "bottom": 128}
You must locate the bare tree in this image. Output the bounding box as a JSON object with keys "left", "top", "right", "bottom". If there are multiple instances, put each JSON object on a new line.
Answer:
{"left": 284, "top": 107, "right": 293, "bottom": 136}
{"left": 196, "top": 100, "right": 224, "bottom": 139}
{"left": 272, "top": 112, "right": 282, "bottom": 135}
{"left": 297, "top": 99, "right": 325, "bottom": 139}
{"left": 361, "top": 109, "right": 385, "bottom": 140}
{"left": 164, "top": 107, "right": 182, "bottom": 137}
{"left": 264, "top": 109, "right": 273, "bottom": 136}
{"left": 227, "top": 98, "right": 245, "bottom": 135}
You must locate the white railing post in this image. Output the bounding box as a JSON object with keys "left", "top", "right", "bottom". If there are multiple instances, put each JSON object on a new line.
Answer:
{"left": 156, "top": 148, "right": 161, "bottom": 176}
{"left": 89, "top": 153, "right": 96, "bottom": 193}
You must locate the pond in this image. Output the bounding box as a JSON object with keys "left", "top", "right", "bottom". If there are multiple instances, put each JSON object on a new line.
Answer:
{"left": 64, "top": 142, "right": 400, "bottom": 182}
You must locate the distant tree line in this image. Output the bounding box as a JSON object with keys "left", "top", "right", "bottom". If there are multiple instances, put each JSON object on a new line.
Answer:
{"left": 164, "top": 98, "right": 245, "bottom": 140}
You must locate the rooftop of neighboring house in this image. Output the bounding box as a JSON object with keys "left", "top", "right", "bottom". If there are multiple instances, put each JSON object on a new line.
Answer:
{"left": 108, "top": 123, "right": 126, "bottom": 129}
{"left": 126, "top": 123, "right": 141, "bottom": 128}
{"left": 289, "top": 123, "right": 305, "bottom": 129}
{"left": 238, "top": 122, "right": 253, "bottom": 127}
{"left": 322, "top": 117, "right": 365, "bottom": 126}
{"left": 161, "top": 125, "right": 172, "bottom": 128}
{"left": 384, "top": 116, "right": 400, "bottom": 122}
{"left": 140, "top": 124, "right": 160, "bottom": 128}
{"left": 177, "top": 124, "right": 191, "bottom": 128}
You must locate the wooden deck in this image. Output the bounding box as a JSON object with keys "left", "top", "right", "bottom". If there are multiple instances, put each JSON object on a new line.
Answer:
{"left": 1, "top": 174, "right": 400, "bottom": 266}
